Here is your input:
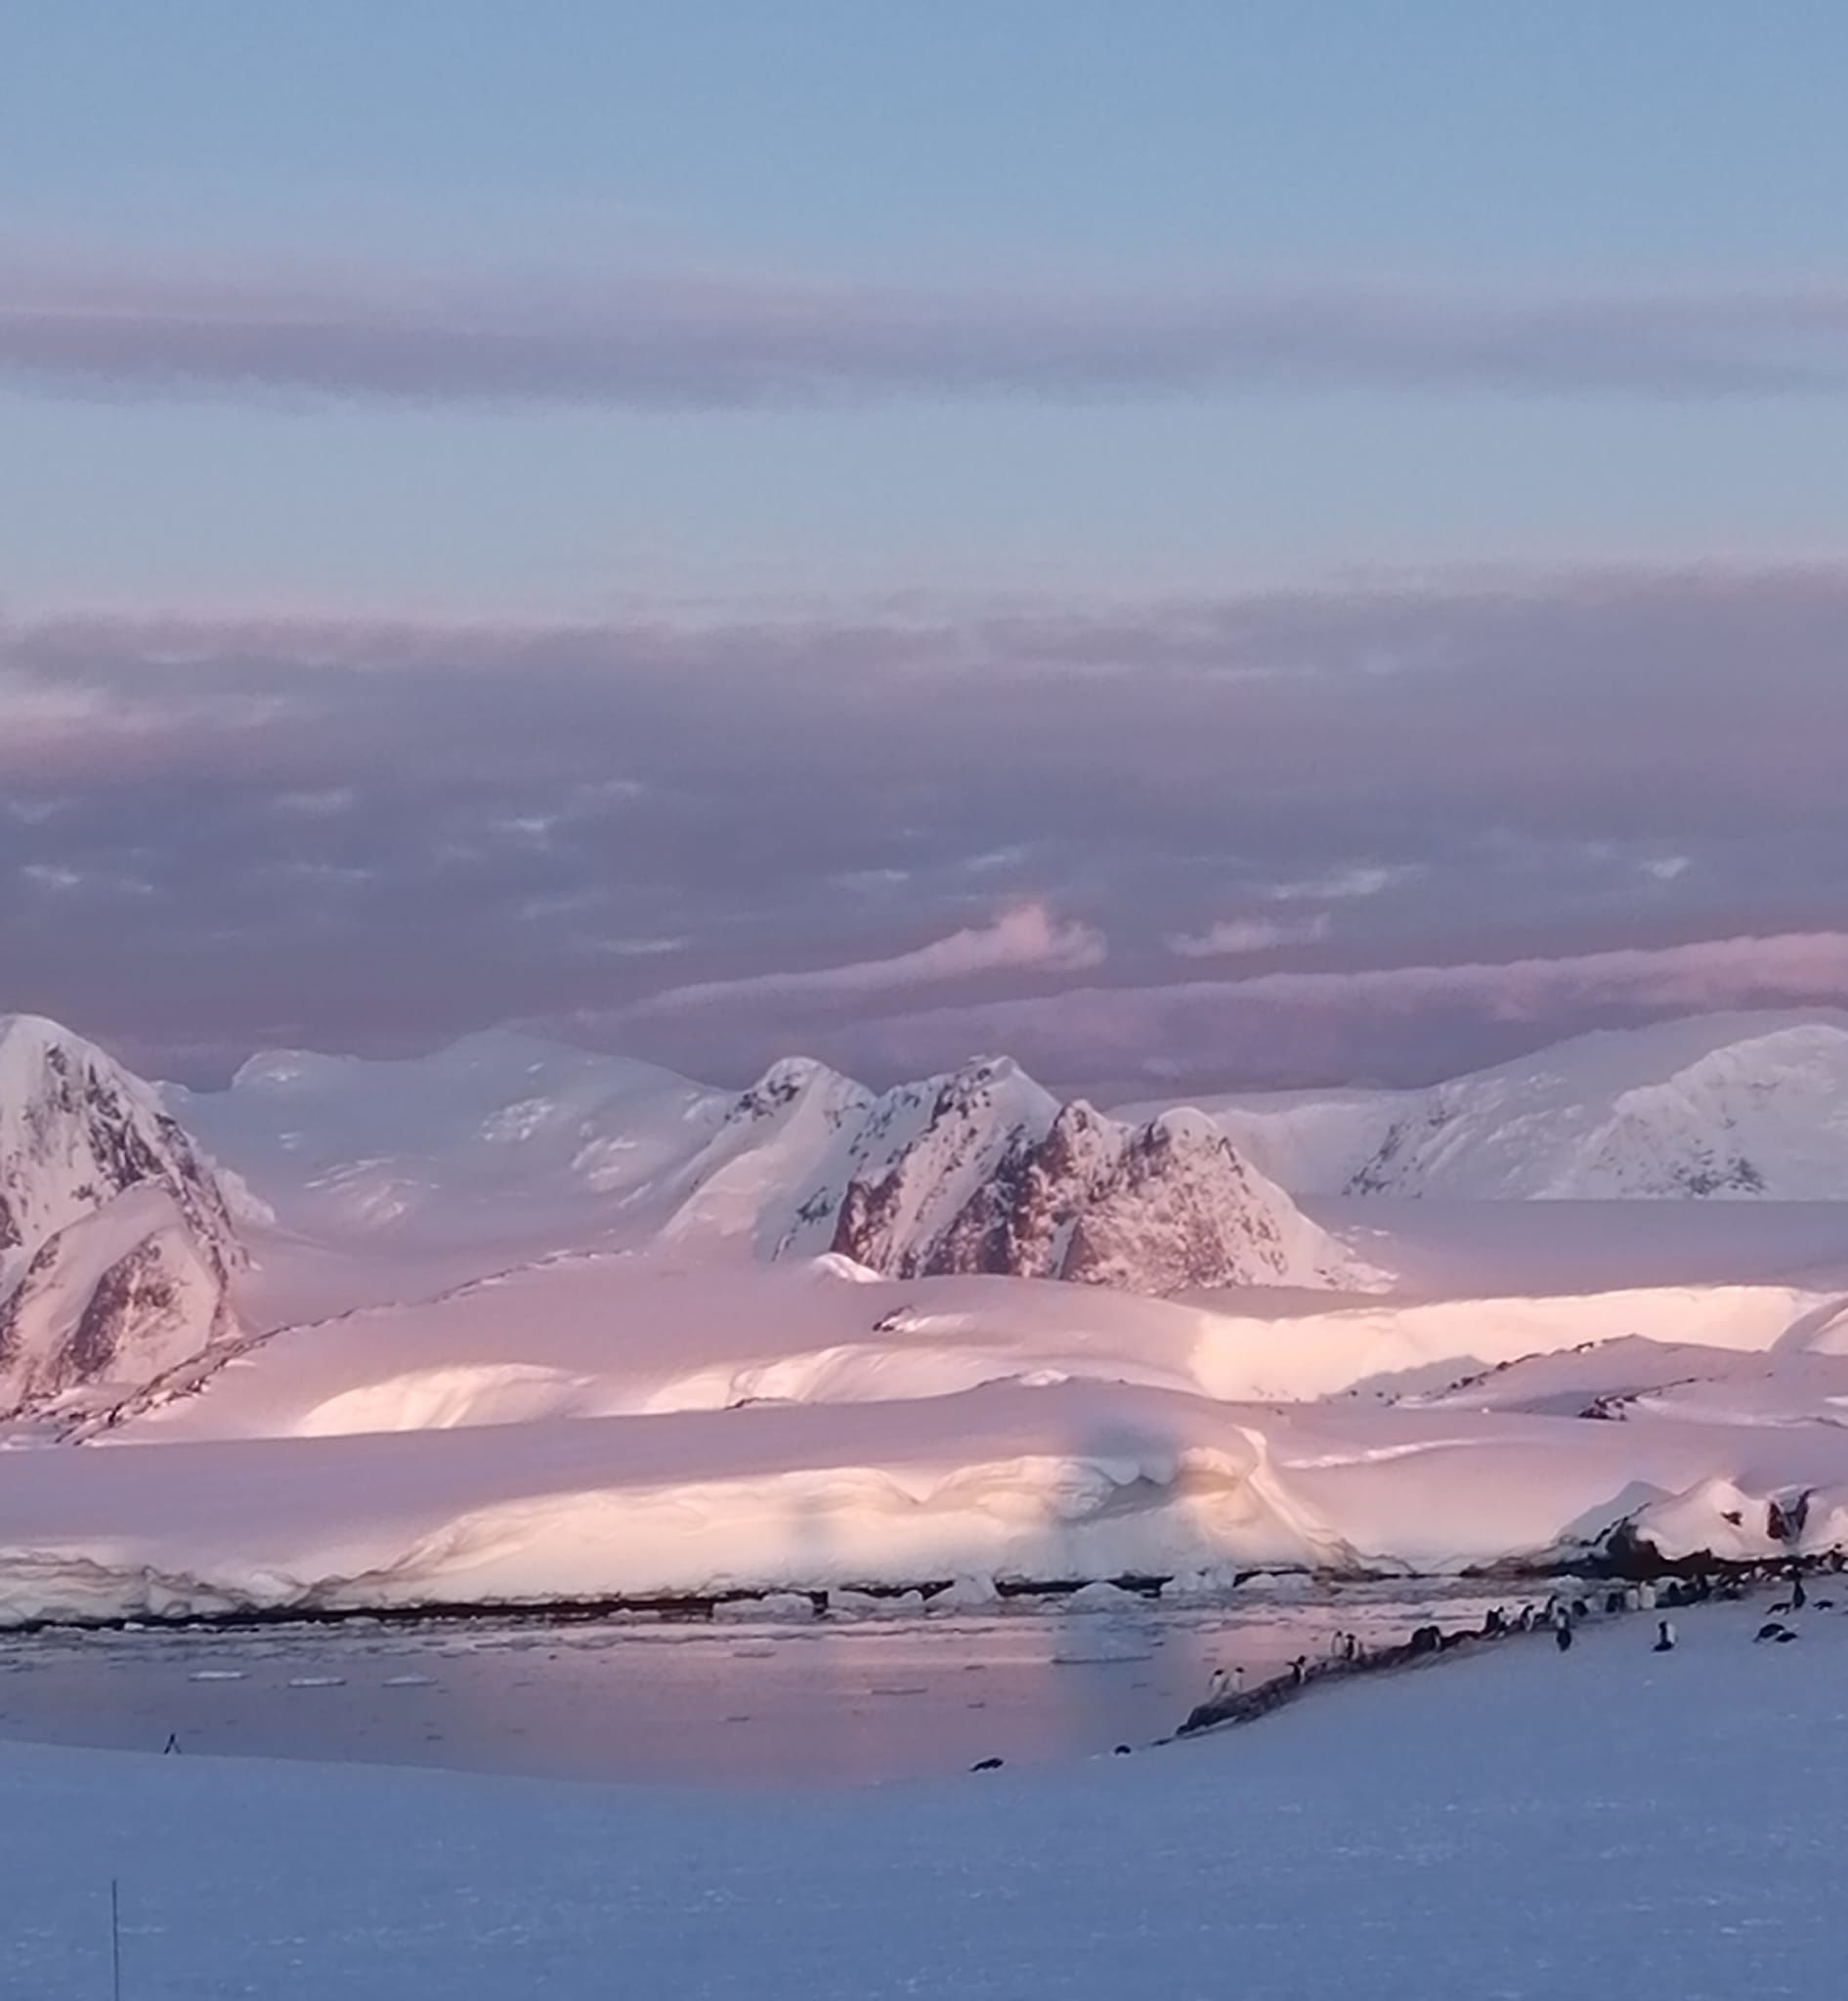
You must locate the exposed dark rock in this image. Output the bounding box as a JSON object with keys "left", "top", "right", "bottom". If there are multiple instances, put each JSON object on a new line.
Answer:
{"left": 0, "top": 1015, "right": 243, "bottom": 1418}
{"left": 828, "top": 1084, "right": 1356, "bottom": 1294}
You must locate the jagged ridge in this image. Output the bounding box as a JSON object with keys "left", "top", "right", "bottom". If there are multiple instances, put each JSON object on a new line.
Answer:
{"left": 0, "top": 1016, "right": 242, "bottom": 1417}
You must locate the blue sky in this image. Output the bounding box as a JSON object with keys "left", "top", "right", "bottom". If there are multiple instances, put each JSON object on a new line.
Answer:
{"left": 5, "top": 6, "right": 1848, "bottom": 1086}
{"left": 9, "top": 3, "right": 1848, "bottom": 609}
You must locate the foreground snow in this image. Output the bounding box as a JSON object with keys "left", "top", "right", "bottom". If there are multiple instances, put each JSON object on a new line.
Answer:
{"left": 6, "top": 1593, "right": 1845, "bottom": 1998}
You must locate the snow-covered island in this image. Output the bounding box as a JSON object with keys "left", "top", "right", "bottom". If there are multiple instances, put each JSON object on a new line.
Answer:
{"left": 3, "top": 1008, "right": 1848, "bottom": 1621}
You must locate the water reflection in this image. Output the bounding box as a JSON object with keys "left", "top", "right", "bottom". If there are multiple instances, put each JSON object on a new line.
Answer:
{"left": 0, "top": 1581, "right": 1535, "bottom": 1788}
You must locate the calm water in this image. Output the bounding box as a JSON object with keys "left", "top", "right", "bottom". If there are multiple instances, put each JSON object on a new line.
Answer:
{"left": 0, "top": 1581, "right": 1533, "bottom": 1788}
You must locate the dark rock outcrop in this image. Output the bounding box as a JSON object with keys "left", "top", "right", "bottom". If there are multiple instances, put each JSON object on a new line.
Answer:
{"left": 0, "top": 1015, "right": 241, "bottom": 1418}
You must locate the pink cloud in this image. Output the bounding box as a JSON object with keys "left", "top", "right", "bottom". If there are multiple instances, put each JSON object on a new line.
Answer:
{"left": 1167, "top": 914, "right": 1333, "bottom": 958}
{"left": 625, "top": 902, "right": 1105, "bottom": 1017}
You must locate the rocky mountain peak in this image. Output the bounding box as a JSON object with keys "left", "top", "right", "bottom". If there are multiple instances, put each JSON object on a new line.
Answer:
{"left": 0, "top": 1016, "right": 242, "bottom": 1418}
{"left": 821, "top": 1064, "right": 1369, "bottom": 1294}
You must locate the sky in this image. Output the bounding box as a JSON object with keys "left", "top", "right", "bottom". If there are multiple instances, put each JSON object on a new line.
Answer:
{"left": 6, "top": 3, "right": 1848, "bottom": 1094}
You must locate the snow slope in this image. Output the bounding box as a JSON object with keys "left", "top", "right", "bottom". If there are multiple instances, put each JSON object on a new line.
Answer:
{"left": 17, "top": 1378, "right": 1848, "bottom": 1622}
{"left": 6, "top": 1592, "right": 1848, "bottom": 1998}
{"left": 11, "top": 1296, "right": 1848, "bottom": 1622}
{"left": 167, "top": 1032, "right": 727, "bottom": 1268}
{"left": 26, "top": 1206, "right": 1844, "bottom": 1616}
{"left": 1162, "top": 1010, "right": 1848, "bottom": 1198}
{"left": 109, "top": 1252, "right": 1847, "bottom": 1443}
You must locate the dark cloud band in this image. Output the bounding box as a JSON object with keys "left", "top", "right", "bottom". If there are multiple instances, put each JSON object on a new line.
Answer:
{"left": 7, "top": 264, "right": 1848, "bottom": 406}
{"left": 5, "top": 565, "right": 1846, "bottom": 1086}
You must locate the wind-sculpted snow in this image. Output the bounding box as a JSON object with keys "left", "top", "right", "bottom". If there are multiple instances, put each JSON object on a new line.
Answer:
{"left": 1174, "top": 1009, "right": 1848, "bottom": 1198}
{"left": 107, "top": 1247, "right": 1846, "bottom": 1446}
{"left": 15, "top": 1378, "right": 1848, "bottom": 1625}
{"left": 27, "top": 1229, "right": 1832, "bottom": 1614}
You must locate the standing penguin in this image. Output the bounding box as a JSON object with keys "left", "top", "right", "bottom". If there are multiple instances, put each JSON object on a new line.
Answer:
{"left": 1556, "top": 1618, "right": 1574, "bottom": 1653}
{"left": 1653, "top": 1619, "right": 1677, "bottom": 1653}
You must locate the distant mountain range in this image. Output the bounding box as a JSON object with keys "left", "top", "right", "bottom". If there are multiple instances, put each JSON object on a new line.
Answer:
{"left": 5, "top": 1005, "right": 1848, "bottom": 1425}
{"left": 171, "top": 1037, "right": 1366, "bottom": 1294}
{"left": 1157, "top": 1011, "right": 1848, "bottom": 1200}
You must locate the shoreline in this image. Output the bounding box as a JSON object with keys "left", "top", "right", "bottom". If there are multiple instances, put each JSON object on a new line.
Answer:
{"left": 1165, "top": 1563, "right": 1797, "bottom": 1743}
{"left": 0, "top": 1540, "right": 1810, "bottom": 1639}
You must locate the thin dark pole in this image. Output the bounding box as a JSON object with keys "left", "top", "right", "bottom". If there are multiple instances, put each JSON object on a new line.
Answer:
{"left": 110, "top": 1879, "right": 121, "bottom": 2001}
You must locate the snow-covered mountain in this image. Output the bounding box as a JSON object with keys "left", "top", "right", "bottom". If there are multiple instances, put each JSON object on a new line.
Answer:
{"left": 0, "top": 1015, "right": 241, "bottom": 1415}
{"left": 168, "top": 1033, "right": 725, "bottom": 1262}
{"left": 1162, "top": 1011, "right": 1848, "bottom": 1200}
{"left": 7, "top": 1014, "right": 1848, "bottom": 1614}
{"left": 170, "top": 1037, "right": 1368, "bottom": 1299}
{"left": 822, "top": 1077, "right": 1362, "bottom": 1290}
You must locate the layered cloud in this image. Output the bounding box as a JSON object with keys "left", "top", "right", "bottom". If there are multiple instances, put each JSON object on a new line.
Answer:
{"left": 625, "top": 902, "right": 1104, "bottom": 1016}
{"left": 9, "top": 257, "right": 1848, "bottom": 407}
{"left": 827, "top": 932, "right": 1848, "bottom": 1095}
{"left": 6, "top": 563, "right": 1848, "bottom": 1086}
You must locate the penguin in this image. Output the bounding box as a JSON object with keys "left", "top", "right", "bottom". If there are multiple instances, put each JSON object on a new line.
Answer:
{"left": 1206, "top": 1664, "right": 1245, "bottom": 1703}
{"left": 1653, "top": 1619, "right": 1677, "bottom": 1653}
{"left": 970, "top": 1757, "right": 1005, "bottom": 1772}
{"left": 1555, "top": 1620, "right": 1574, "bottom": 1653}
